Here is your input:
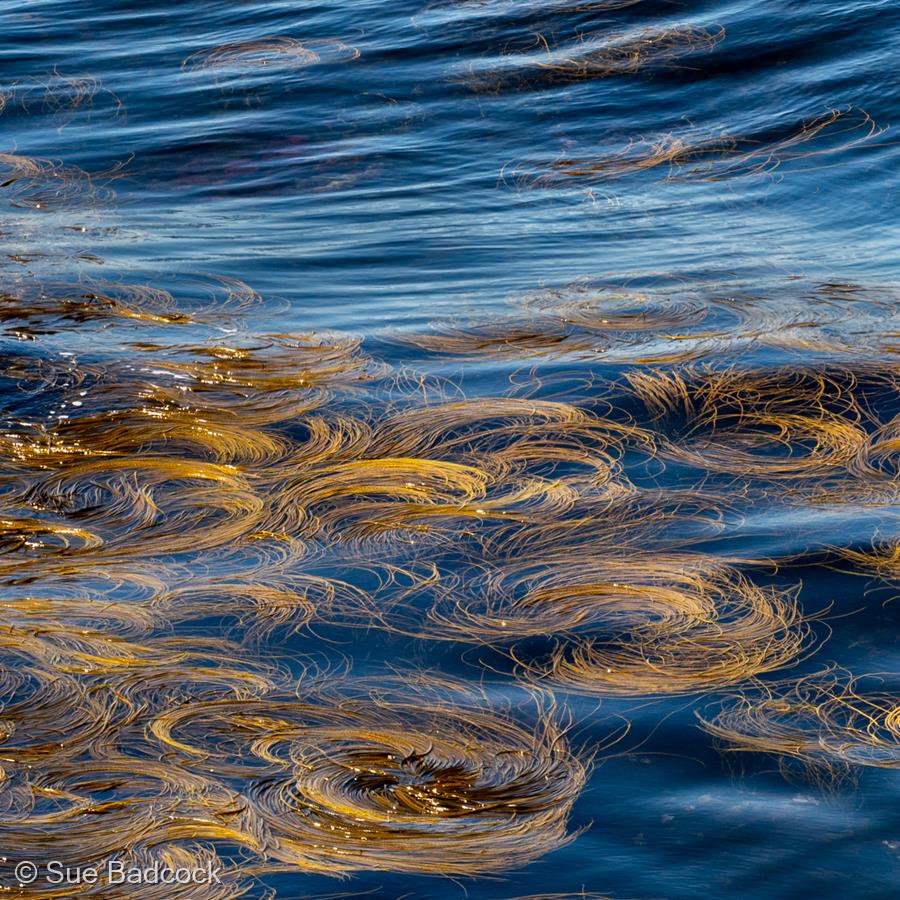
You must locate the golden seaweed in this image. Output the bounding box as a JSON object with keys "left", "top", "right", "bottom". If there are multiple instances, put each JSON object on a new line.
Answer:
{"left": 521, "top": 108, "right": 884, "bottom": 187}
{"left": 466, "top": 24, "right": 725, "bottom": 92}
{"left": 626, "top": 365, "right": 869, "bottom": 481}
{"left": 149, "top": 683, "right": 588, "bottom": 875}
{"left": 0, "top": 151, "right": 125, "bottom": 210}
{"left": 699, "top": 669, "right": 900, "bottom": 778}
{"left": 182, "top": 37, "right": 360, "bottom": 73}
{"left": 416, "top": 552, "right": 812, "bottom": 696}
{"left": 2, "top": 251, "right": 899, "bottom": 896}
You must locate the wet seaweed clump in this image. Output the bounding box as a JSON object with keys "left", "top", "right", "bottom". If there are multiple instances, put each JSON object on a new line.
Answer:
{"left": 840, "top": 537, "right": 900, "bottom": 581}
{"left": 0, "top": 151, "right": 124, "bottom": 210}
{"left": 150, "top": 683, "right": 588, "bottom": 875}
{"left": 153, "top": 571, "right": 374, "bottom": 641}
{"left": 0, "top": 635, "right": 282, "bottom": 893}
{"left": 182, "top": 37, "right": 360, "bottom": 73}
{"left": 395, "top": 317, "right": 600, "bottom": 358}
{"left": 517, "top": 108, "right": 882, "bottom": 187}
{"left": 1, "top": 68, "right": 124, "bottom": 131}
{"left": 0, "top": 281, "right": 193, "bottom": 335}
{"left": 254, "top": 392, "right": 647, "bottom": 546}
{"left": 424, "top": 554, "right": 813, "bottom": 696}
{"left": 625, "top": 365, "right": 870, "bottom": 483}
{"left": 395, "top": 279, "right": 900, "bottom": 365}
{"left": 699, "top": 669, "right": 900, "bottom": 779}
{"left": 466, "top": 24, "right": 725, "bottom": 92}
{"left": 367, "top": 395, "right": 638, "bottom": 482}
{"left": 395, "top": 278, "right": 744, "bottom": 365}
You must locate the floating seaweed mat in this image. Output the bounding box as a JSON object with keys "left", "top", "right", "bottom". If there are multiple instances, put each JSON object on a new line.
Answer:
{"left": 182, "top": 37, "right": 360, "bottom": 73}
{"left": 839, "top": 537, "right": 900, "bottom": 580}
{"left": 0, "top": 352, "right": 390, "bottom": 577}
{"left": 392, "top": 283, "right": 738, "bottom": 364}
{"left": 0, "top": 341, "right": 381, "bottom": 475}
{"left": 271, "top": 456, "right": 491, "bottom": 536}
{"left": 520, "top": 583, "right": 812, "bottom": 697}
{"left": 0, "top": 666, "right": 132, "bottom": 763}
{"left": 0, "top": 673, "right": 586, "bottom": 886}
{"left": 0, "top": 284, "right": 378, "bottom": 392}
{"left": 0, "top": 275, "right": 268, "bottom": 339}
{"left": 2, "top": 68, "right": 125, "bottom": 133}
{"left": 45, "top": 405, "right": 293, "bottom": 467}
{"left": 149, "top": 684, "right": 589, "bottom": 876}
{"left": 0, "top": 457, "right": 265, "bottom": 568}
{"left": 0, "top": 595, "right": 177, "bottom": 684}
{"left": 357, "top": 484, "right": 746, "bottom": 642}
{"left": 698, "top": 669, "right": 900, "bottom": 777}
{"left": 522, "top": 280, "right": 716, "bottom": 334}
{"left": 0, "top": 515, "right": 103, "bottom": 556}
{"left": 393, "top": 317, "right": 603, "bottom": 358}
{"left": 843, "top": 407, "right": 900, "bottom": 498}
{"left": 256, "top": 397, "right": 653, "bottom": 544}
{"left": 0, "top": 282, "right": 193, "bottom": 331}
{"left": 624, "top": 363, "right": 900, "bottom": 503}
{"left": 427, "top": 555, "right": 733, "bottom": 638}
{"left": 0, "top": 567, "right": 172, "bottom": 615}
{"left": 392, "top": 279, "right": 900, "bottom": 363}
{"left": 269, "top": 413, "right": 374, "bottom": 471}
{"left": 267, "top": 453, "right": 592, "bottom": 546}
{"left": 463, "top": 24, "right": 725, "bottom": 92}
{"left": 114, "top": 333, "right": 387, "bottom": 426}
{"left": 0, "top": 151, "right": 125, "bottom": 211}
{"left": 366, "top": 397, "right": 644, "bottom": 482}
{"left": 625, "top": 365, "right": 872, "bottom": 481}
{"left": 152, "top": 570, "right": 377, "bottom": 641}
{"left": 0, "top": 769, "right": 253, "bottom": 898}
{"left": 468, "top": 479, "right": 752, "bottom": 580}
{"left": 0, "top": 594, "right": 162, "bottom": 640}
{"left": 712, "top": 281, "right": 900, "bottom": 358}
{"left": 0, "top": 645, "right": 280, "bottom": 798}
{"left": 518, "top": 108, "right": 883, "bottom": 187}
{"left": 144, "top": 335, "right": 376, "bottom": 394}
{"left": 0, "top": 618, "right": 246, "bottom": 682}
{"left": 415, "top": 554, "right": 813, "bottom": 696}
{"left": 91, "top": 648, "right": 280, "bottom": 705}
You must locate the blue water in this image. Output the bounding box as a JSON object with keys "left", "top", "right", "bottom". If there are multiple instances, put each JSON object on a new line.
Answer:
{"left": 1, "top": 1, "right": 900, "bottom": 898}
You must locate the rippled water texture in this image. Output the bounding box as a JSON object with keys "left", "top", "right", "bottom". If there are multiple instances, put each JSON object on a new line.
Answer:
{"left": 0, "top": 0, "right": 899, "bottom": 898}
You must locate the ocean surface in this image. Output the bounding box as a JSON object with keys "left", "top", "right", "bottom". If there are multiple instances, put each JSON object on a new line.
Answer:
{"left": 1, "top": 1, "right": 899, "bottom": 898}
